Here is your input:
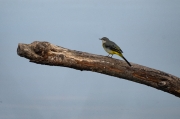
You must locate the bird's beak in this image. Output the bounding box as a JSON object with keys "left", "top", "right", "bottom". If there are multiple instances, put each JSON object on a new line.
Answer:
{"left": 99, "top": 38, "right": 102, "bottom": 40}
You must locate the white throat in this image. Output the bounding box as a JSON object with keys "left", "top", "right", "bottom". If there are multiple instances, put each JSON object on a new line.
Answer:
{"left": 102, "top": 40, "right": 106, "bottom": 43}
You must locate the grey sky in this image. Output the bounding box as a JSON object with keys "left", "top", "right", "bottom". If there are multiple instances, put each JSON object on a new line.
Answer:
{"left": 0, "top": 0, "right": 180, "bottom": 119}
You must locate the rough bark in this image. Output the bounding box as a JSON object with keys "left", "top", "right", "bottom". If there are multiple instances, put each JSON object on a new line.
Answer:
{"left": 17, "top": 41, "right": 180, "bottom": 98}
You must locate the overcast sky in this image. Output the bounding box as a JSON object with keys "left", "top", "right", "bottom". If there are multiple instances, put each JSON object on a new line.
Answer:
{"left": 0, "top": 0, "right": 180, "bottom": 119}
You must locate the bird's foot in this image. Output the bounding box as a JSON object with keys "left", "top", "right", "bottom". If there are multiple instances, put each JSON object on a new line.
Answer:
{"left": 107, "top": 54, "right": 113, "bottom": 58}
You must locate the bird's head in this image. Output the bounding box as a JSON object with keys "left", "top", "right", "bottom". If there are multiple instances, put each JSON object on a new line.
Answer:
{"left": 99, "top": 37, "right": 109, "bottom": 43}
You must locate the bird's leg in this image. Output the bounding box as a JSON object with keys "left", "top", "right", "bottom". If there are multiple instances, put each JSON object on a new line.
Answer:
{"left": 107, "top": 54, "right": 113, "bottom": 57}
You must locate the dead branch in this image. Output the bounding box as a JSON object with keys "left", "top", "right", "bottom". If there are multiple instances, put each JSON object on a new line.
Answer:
{"left": 17, "top": 41, "right": 180, "bottom": 98}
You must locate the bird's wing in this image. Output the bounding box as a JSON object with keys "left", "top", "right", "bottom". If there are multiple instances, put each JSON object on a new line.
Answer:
{"left": 105, "top": 41, "right": 123, "bottom": 53}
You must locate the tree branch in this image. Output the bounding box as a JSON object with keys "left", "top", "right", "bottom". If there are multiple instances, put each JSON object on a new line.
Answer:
{"left": 17, "top": 41, "right": 180, "bottom": 98}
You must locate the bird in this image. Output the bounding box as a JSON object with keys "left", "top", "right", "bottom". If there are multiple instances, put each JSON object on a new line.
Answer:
{"left": 99, "top": 37, "right": 132, "bottom": 67}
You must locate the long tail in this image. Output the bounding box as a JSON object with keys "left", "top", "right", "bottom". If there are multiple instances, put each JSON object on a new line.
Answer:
{"left": 122, "top": 56, "right": 132, "bottom": 67}
{"left": 118, "top": 53, "right": 132, "bottom": 67}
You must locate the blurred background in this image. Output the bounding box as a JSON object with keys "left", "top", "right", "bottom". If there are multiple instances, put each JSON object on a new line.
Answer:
{"left": 0, "top": 0, "right": 180, "bottom": 119}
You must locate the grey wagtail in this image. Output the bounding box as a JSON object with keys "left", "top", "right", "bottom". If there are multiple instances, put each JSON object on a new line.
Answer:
{"left": 99, "top": 37, "right": 132, "bottom": 67}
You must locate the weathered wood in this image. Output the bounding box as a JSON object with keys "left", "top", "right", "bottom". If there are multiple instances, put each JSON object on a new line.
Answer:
{"left": 17, "top": 41, "right": 180, "bottom": 98}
